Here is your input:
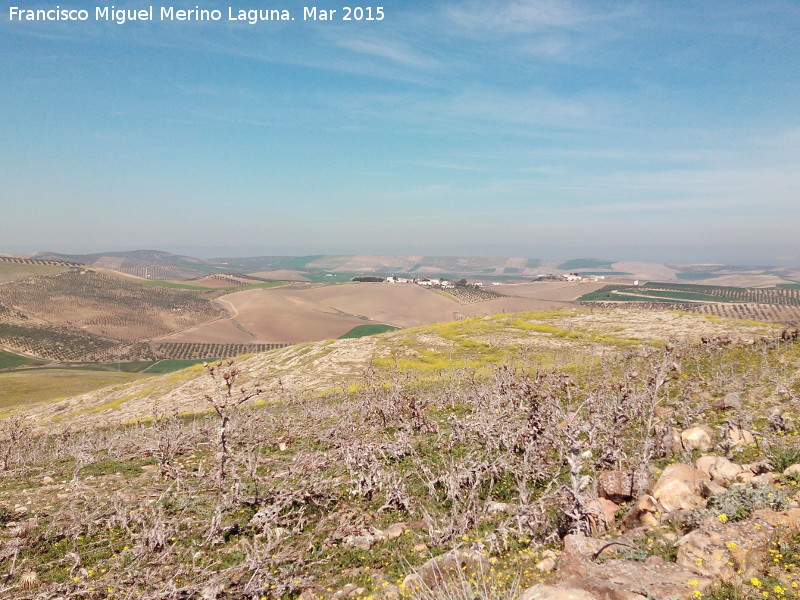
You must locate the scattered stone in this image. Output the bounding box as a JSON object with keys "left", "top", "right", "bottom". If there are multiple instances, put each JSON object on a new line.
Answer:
{"left": 518, "top": 584, "right": 599, "bottom": 600}
{"left": 714, "top": 393, "right": 742, "bottom": 410}
{"left": 381, "top": 523, "right": 407, "bottom": 539}
{"left": 41, "top": 476, "right": 55, "bottom": 485}
{"left": 343, "top": 534, "right": 376, "bottom": 551}
{"left": 700, "top": 480, "right": 727, "bottom": 498}
{"left": 535, "top": 549, "right": 559, "bottom": 573}
{"left": 676, "top": 509, "right": 800, "bottom": 582}
{"left": 651, "top": 464, "right": 709, "bottom": 514}
{"left": 585, "top": 497, "right": 620, "bottom": 532}
{"left": 622, "top": 494, "right": 660, "bottom": 529}
{"left": 784, "top": 464, "right": 800, "bottom": 476}
{"left": 695, "top": 455, "right": 744, "bottom": 486}
{"left": 680, "top": 425, "right": 715, "bottom": 452}
{"left": 725, "top": 424, "right": 755, "bottom": 446}
{"left": 299, "top": 587, "right": 325, "bottom": 600}
{"left": 402, "top": 549, "right": 489, "bottom": 589}
{"left": 486, "top": 501, "right": 516, "bottom": 515}
{"left": 558, "top": 534, "right": 713, "bottom": 600}
{"left": 598, "top": 470, "right": 651, "bottom": 504}
{"left": 413, "top": 543, "right": 428, "bottom": 553}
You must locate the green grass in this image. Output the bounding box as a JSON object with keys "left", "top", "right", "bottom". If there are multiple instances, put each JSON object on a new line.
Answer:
{"left": 0, "top": 369, "right": 149, "bottom": 410}
{"left": 142, "top": 359, "right": 219, "bottom": 373}
{"left": 338, "top": 324, "right": 399, "bottom": 339}
{"left": 0, "top": 349, "right": 38, "bottom": 370}
{"left": 0, "top": 261, "right": 70, "bottom": 282}
{"left": 776, "top": 284, "right": 800, "bottom": 290}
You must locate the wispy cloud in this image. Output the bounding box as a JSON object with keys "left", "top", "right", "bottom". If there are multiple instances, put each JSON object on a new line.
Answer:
{"left": 336, "top": 37, "right": 441, "bottom": 70}
{"left": 444, "top": 0, "right": 589, "bottom": 34}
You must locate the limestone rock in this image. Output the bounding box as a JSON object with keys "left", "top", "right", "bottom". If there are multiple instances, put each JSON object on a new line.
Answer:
{"left": 535, "top": 549, "right": 559, "bottom": 573}
{"left": 622, "top": 494, "right": 660, "bottom": 529}
{"left": 585, "top": 497, "right": 620, "bottom": 532}
{"left": 381, "top": 523, "right": 407, "bottom": 540}
{"left": 343, "top": 534, "right": 376, "bottom": 550}
{"left": 598, "top": 470, "right": 651, "bottom": 504}
{"left": 784, "top": 464, "right": 800, "bottom": 476}
{"left": 676, "top": 509, "right": 800, "bottom": 582}
{"left": 680, "top": 425, "right": 715, "bottom": 452}
{"left": 517, "top": 584, "right": 600, "bottom": 600}
{"left": 402, "top": 549, "right": 489, "bottom": 589}
{"left": 695, "top": 455, "right": 744, "bottom": 486}
{"left": 558, "top": 535, "right": 713, "bottom": 600}
{"left": 651, "top": 464, "right": 709, "bottom": 514}
{"left": 487, "top": 501, "right": 516, "bottom": 515}
{"left": 725, "top": 424, "right": 755, "bottom": 446}
{"left": 713, "top": 393, "right": 742, "bottom": 411}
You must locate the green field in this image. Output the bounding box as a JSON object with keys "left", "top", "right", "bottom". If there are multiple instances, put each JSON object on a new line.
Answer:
{"left": 643, "top": 282, "right": 745, "bottom": 292}
{"left": 0, "top": 349, "right": 38, "bottom": 370}
{"left": 302, "top": 272, "right": 364, "bottom": 283}
{"left": 557, "top": 258, "right": 614, "bottom": 270}
{"left": 777, "top": 284, "right": 800, "bottom": 290}
{"left": 0, "top": 261, "right": 70, "bottom": 282}
{"left": 0, "top": 369, "right": 149, "bottom": 412}
{"left": 141, "top": 359, "right": 218, "bottom": 373}
{"left": 631, "top": 289, "right": 739, "bottom": 302}
{"left": 338, "top": 324, "right": 399, "bottom": 339}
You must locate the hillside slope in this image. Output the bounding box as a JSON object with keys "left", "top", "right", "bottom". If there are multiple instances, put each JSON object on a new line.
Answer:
{"left": 8, "top": 308, "right": 780, "bottom": 430}
{"left": 1, "top": 308, "right": 799, "bottom": 600}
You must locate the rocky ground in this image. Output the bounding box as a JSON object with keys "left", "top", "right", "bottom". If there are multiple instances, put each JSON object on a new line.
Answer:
{"left": 1, "top": 310, "right": 799, "bottom": 600}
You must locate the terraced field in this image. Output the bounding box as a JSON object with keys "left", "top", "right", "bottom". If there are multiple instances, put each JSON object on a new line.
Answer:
{"left": 580, "top": 283, "right": 800, "bottom": 325}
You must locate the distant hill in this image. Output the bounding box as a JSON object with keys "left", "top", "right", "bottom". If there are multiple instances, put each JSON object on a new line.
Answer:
{"left": 2, "top": 249, "right": 798, "bottom": 286}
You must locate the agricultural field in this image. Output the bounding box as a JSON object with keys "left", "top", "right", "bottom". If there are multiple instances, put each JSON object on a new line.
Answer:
{"left": 579, "top": 282, "right": 800, "bottom": 325}
{"left": 0, "top": 258, "right": 72, "bottom": 283}
{"left": 154, "top": 282, "right": 572, "bottom": 345}
{"left": 338, "top": 324, "right": 398, "bottom": 338}
{"left": 0, "top": 368, "right": 149, "bottom": 414}
{"left": 0, "top": 349, "right": 37, "bottom": 370}
{"left": 0, "top": 271, "right": 221, "bottom": 340}
{"left": 442, "top": 285, "right": 505, "bottom": 303}
{"left": 152, "top": 342, "right": 289, "bottom": 359}
{"left": 0, "top": 270, "right": 226, "bottom": 361}
{"left": 493, "top": 280, "right": 608, "bottom": 301}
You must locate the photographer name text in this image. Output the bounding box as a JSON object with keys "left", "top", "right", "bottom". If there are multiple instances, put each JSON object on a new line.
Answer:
{"left": 8, "top": 5, "right": 385, "bottom": 24}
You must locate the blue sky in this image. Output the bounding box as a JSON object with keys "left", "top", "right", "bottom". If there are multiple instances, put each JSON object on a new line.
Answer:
{"left": 2, "top": 0, "right": 799, "bottom": 263}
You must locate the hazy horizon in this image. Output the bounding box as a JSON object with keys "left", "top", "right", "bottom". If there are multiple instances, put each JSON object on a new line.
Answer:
{"left": 3, "top": 243, "right": 799, "bottom": 267}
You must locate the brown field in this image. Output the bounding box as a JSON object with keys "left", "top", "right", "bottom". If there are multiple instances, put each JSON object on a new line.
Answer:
{"left": 493, "top": 281, "right": 609, "bottom": 301}
{"left": 152, "top": 282, "right": 571, "bottom": 344}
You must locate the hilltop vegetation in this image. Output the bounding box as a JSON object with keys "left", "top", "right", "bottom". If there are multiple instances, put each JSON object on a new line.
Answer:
{"left": 1, "top": 308, "right": 799, "bottom": 599}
